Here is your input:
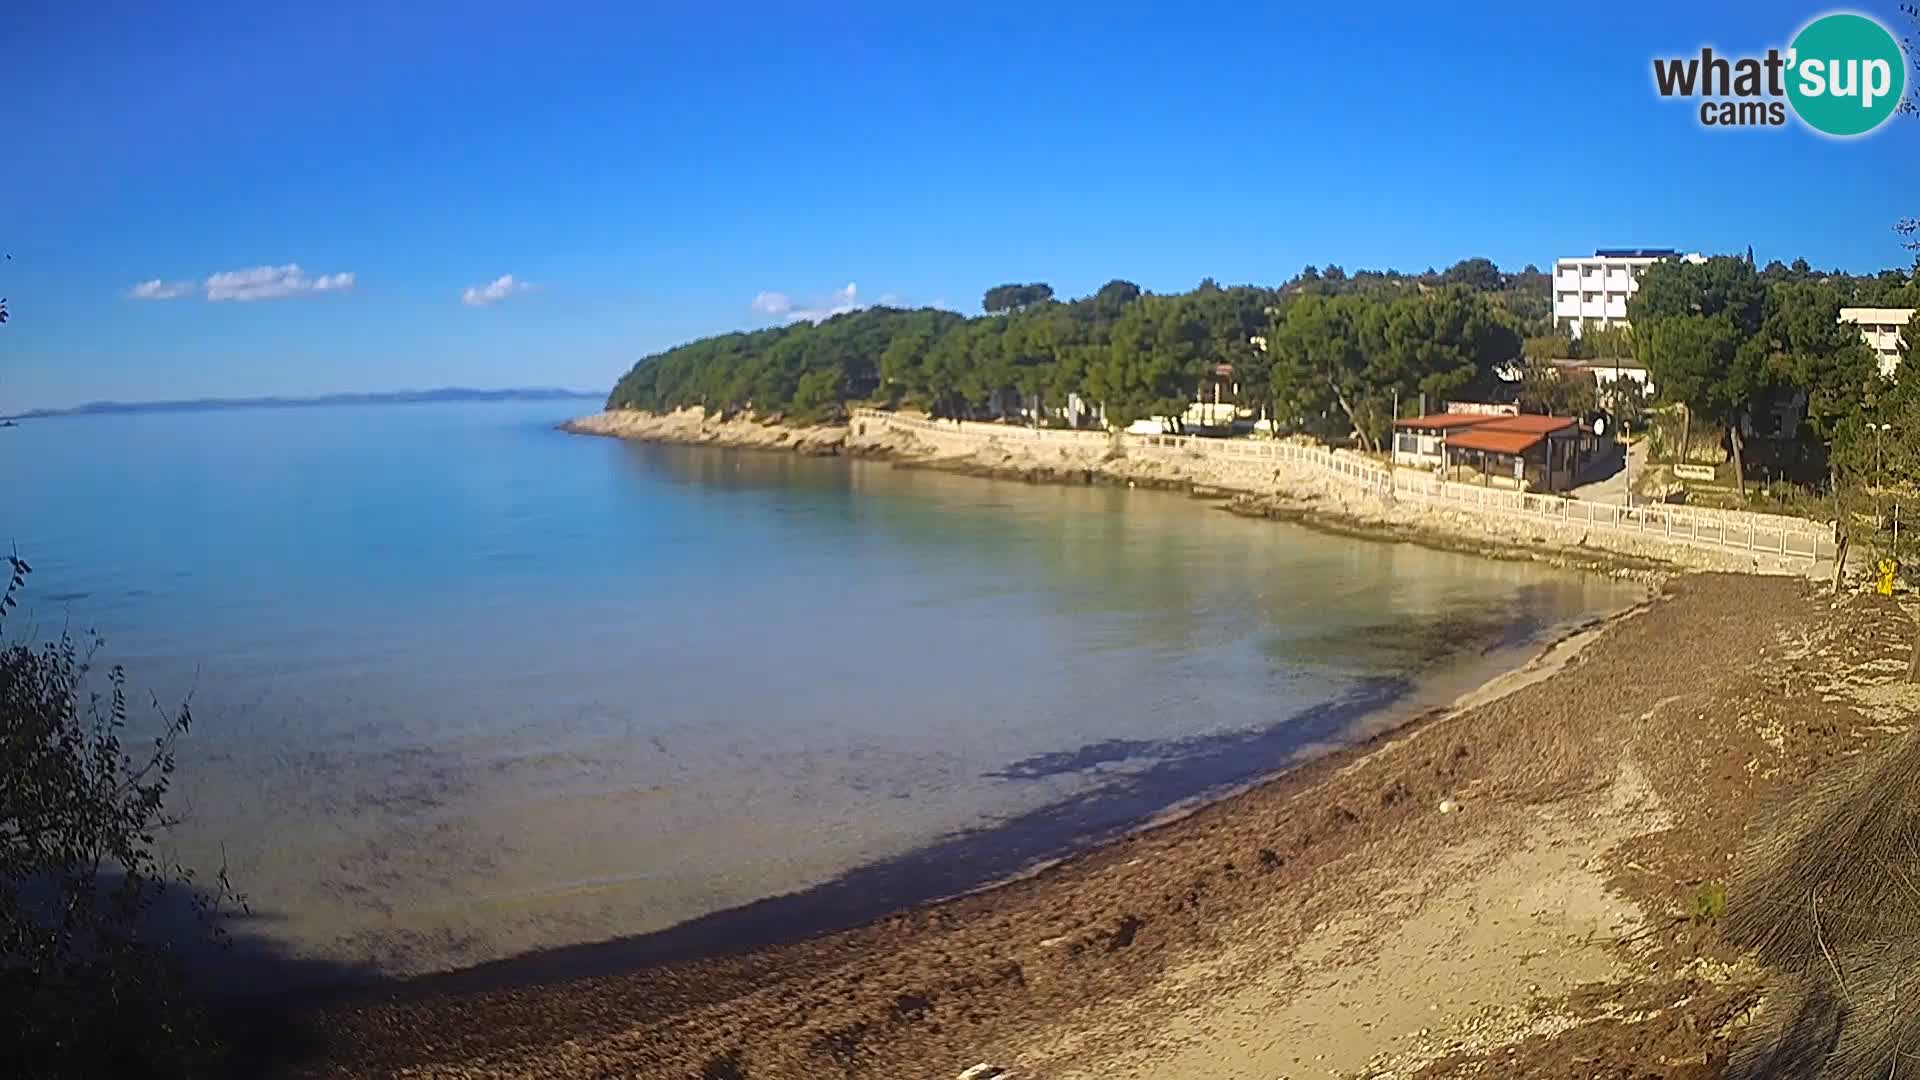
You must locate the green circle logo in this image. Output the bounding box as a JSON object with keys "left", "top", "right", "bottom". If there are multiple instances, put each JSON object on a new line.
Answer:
{"left": 1786, "top": 13, "right": 1907, "bottom": 136}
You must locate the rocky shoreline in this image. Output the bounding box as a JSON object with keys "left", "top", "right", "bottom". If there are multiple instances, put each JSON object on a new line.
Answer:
{"left": 560, "top": 408, "right": 851, "bottom": 456}
{"left": 562, "top": 408, "right": 1819, "bottom": 581}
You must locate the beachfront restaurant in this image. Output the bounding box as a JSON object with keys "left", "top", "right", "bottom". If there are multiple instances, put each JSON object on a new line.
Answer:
{"left": 1392, "top": 412, "right": 1596, "bottom": 492}
{"left": 1391, "top": 412, "right": 1505, "bottom": 469}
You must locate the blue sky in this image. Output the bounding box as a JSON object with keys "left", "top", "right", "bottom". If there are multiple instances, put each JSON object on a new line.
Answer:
{"left": 2, "top": 1, "right": 1915, "bottom": 411}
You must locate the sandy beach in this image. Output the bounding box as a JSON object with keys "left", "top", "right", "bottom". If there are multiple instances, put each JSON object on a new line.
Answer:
{"left": 267, "top": 568, "right": 1917, "bottom": 1079}
{"left": 214, "top": 414, "right": 1909, "bottom": 1078}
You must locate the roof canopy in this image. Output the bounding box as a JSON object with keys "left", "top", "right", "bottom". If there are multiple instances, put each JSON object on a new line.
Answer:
{"left": 1446, "top": 428, "right": 1553, "bottom": 455}
{"left": 1393, "top": 413, "right": 1502, "bottom": 431}
{"left": 1402, "top": 411, "right": 1582, "bottom": 456}
{"left": 1478, "top": 414, "right": 1578, "bottom": 435}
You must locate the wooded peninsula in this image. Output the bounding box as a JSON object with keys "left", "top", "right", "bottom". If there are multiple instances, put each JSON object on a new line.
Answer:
{"left": 606, "top": 258, "right": 1920, "bottom": 497}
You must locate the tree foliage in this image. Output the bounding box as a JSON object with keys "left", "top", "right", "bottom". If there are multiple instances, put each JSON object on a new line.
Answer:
{"left": 1268, "top": 287, "right": 1520, "bottom": 449}
{"left": 2, "top": 557, "right": 240, "bottom": 1077}
{"left": 1632, "top": 256, "right": 1887, "bottom": 494}
{"left": 605, "top": 256, "right": 1916, "bottom": 458}
{"left": 1086, "top": 294, "right": 1208, "bottom": 428}
{"left": 1517, "top": 360, "right": 1597, "bottom": 417}
{"left": 981, "top": 283, "right": 1055, "bottom": 315}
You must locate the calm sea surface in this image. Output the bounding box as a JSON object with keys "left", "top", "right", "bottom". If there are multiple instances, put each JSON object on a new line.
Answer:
{"left": 4, "top": 400, "right": 1639, "bottom": 990}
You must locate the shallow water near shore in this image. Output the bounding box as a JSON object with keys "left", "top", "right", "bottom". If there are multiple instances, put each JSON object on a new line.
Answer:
{"left": 4, "top": 401, "right": 1639, "bottom": 992}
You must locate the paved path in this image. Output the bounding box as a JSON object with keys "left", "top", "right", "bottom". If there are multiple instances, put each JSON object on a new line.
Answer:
{"left": 1570, "top": 439, "right": 1647, "bottom": 504}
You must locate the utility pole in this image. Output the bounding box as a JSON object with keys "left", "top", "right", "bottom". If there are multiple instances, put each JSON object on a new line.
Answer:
{"left": 1389, "top": 387, "right": 1399, "bottom": 502}
{"left": 1884, "top": 424, "right": 1897, "bottom": 565}
{"left": 1609, "top": 322, "right": 1620, "bottom": 389}
{"left": 1623, "top": 418, "right": 1632, "bottom": 508}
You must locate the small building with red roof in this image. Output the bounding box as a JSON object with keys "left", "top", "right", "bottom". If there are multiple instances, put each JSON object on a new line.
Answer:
{"left": 1393, "top": 406, "right": 1605, "bottom": 492}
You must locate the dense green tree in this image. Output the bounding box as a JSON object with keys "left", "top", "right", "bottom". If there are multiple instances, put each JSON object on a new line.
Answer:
{"left": 981, "top": 283, "right": 1055, "bottom": 315}
{"left": 1637, "top": 312, "right": 1746, "bottom": 467}
{"left": 1523, "top": 335, "right": 1574, "bottom": 362}
{"left": 1759, "top": 280, "right": 1880, "bottom": 449}
{"left": 602, "top": 255, "right": 1910, "bottom": 462}
{"left": 1575, "top": 323, "right": 1634, "bottom": 363}
{"left": 1090, "top": 279, "right": 1143, "bottom": 317}
{"left": 609, "top": 307, "right": 936, "bottom": 418}
{"left": 1268, "top": 292, "right": 1371, "bottom": 444}
{"left": 1085, "top": 294, "right": 1208, "bottom": 428}
{"left": 1517, "top": 360, "right": 1597, "bottom": 417}
{"left": 789, "top": 365, "right": 845, "bottom": 421}
{"left": 877, "top": 309, "right": 967, "bottom": 408}
{"left": 1440, "top": 257, "right": 1504, "bottom": 293}
{"left": 1632, "top": 256, "right": 1773, "bottom": 490}
{"left": 922, "top": 319, "right": 979, "bottom": 417}
{"left": 1267, "top": 287, "right": 1518, "bottom": 449}
{"left": 1376, "top": 288, "right": 1519, "bottom": 405}
{"left": 1496, "top": 264, "right": 1554, "bottom": 334}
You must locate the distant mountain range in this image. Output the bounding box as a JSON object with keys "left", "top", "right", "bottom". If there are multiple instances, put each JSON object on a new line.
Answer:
{"left": 3, "top": 387, "right": 601, "bottom": 421}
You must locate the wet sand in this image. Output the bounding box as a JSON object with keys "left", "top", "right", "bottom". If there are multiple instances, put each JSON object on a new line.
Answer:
{"left": 262, "top": 573, "right": 1917, "bottom": 1078}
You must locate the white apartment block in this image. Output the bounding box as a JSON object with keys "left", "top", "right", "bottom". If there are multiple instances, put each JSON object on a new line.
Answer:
{"left": 1839, "top": 307, "right": 1915, "bottom": 378}
{"left": 1552, "top": 248, "right": 1705, "bottom": 338}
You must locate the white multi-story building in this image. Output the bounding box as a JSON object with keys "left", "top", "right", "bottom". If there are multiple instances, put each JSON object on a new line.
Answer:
{"left": 1838, "top": 307, "right": 1915, "bottom": 378}
{"left": 1551, "top": 248, "right": 1705, "bottom": 338}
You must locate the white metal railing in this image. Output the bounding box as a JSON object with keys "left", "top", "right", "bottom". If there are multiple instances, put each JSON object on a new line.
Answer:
{"left": 848, "top": 410, "right": 1831, "bottom": 562}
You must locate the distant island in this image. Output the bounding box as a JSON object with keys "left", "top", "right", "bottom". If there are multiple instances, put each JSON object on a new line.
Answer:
{"left": 4, "top": 387, "right": 601, "bottom": 421}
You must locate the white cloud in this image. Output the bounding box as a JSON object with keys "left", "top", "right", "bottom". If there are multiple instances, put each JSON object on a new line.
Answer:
{"left": 204, "top": 264, "right": 356, "bottom": 302}
{"left": 753, "top": 282, "right": 881, "bottom": 323}
{"left": 126, "top": 279, "right": 194, "bottom": 301}
{"left": 750, "top": 291, "right": 793, "bottom": 317}
{"left": 462, "top": 273, "right": 536, "bottom": 308}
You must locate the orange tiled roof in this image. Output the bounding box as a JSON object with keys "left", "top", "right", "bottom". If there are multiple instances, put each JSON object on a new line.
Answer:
{"left": 1393, "top": 412, "right": 1503, "bottom": 431}
{"left": 1445, "top": 427, "right": 1551, "bottom": 455}
{"left": 1477, "top": 413, "right": 1579, "bottom": 435}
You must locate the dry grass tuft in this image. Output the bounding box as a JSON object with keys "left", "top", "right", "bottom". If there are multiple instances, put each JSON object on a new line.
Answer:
{"left": 1725, "top": 974, "right": 1844, "bottom": 1080}
{"left": 1823, "top": 947, "right": 1920, "bottom": 1079}
{"left": 1723, "top": 729, "right": 1920, "bottom": 973}
{"left": 1725, "top": 728, "right": 1920, "bottom": 1077}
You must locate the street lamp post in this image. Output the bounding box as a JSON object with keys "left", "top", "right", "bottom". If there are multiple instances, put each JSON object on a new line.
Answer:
{"left": 1879, "top": 423, "right": 1895, "bottom": 560}
{"left": 1623, "top": 419, "right": 1632, "bottom": 508}
{"left": 1389, "top": 388, "right": 1398, "bottom": 501}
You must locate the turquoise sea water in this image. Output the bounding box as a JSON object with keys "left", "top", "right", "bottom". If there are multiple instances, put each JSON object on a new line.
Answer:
{"left": 3, "top": 401, "right": 1638, "bottom": 989}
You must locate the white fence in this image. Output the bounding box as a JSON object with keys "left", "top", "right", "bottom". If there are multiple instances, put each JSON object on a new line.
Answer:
{"left": 851, "top": 409, "right": 1833, "bottom": 564}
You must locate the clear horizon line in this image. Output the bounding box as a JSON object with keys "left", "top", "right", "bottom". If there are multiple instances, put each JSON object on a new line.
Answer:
{"left": 4, "top": 385, "right": 603, "bottom": 421}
